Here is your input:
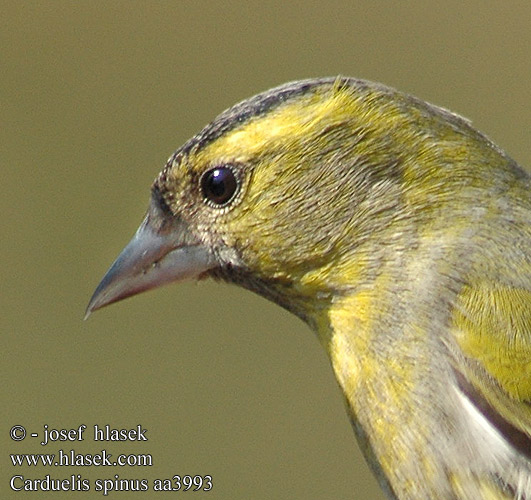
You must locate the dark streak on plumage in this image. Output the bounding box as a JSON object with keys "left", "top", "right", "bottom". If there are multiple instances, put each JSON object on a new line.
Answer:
{"left": 155, "top": 75, "right": 517, "bottom": 215}
{"left": 455, "top": 370, "right": 531, "bottom": 462}
{"left": 180, "top": 79, "right": 331, "bottom": 156}
{"left": 163, "top": 77, "right": 374, "bottom": 168}
{"left": 153, "top": 78, "right": 342, "bottom": 208}
{"left": 151, "top": 184, "right": 173, "bottom": 216}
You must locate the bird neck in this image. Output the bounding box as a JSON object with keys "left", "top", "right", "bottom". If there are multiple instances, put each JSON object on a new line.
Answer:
{"left": 317, "top": 284, "right": 458, "bottom": 499}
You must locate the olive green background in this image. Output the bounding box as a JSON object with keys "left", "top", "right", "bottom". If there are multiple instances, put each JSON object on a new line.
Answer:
{"left": 2, "top": 2, "right": 530, "bottom": 499}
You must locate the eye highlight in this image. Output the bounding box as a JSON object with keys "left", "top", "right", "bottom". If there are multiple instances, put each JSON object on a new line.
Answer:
{"left": 201, "top": 166, "right": 239, "bottom": 207}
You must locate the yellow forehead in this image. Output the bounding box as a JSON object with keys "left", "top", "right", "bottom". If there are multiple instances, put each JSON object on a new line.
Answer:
{"left": 192, "top": 86, "right": 362, "bottom": 166}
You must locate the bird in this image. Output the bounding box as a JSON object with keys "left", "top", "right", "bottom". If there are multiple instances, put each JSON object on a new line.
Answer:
{"left": 87, "top": 77, "right": 531, "bottom": 499}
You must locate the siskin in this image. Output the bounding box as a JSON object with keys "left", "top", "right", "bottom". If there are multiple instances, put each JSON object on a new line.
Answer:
{"left": 87, "top": 77, "right": 531, "bottom": 499}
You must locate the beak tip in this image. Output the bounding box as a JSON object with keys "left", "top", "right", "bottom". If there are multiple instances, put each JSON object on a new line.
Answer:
{"left": 85, "top": 277, "right": 116, "bottom": 320}
{"left": 84, "top": 294, "right": 102, "bottom": 320}
{"left": 83, "top": 302, "right": 96, "bottom": 320}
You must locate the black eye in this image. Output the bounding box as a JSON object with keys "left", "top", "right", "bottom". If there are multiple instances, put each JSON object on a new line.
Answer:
{"left": 201, "top": 166, "right": 239, "bottom": 206}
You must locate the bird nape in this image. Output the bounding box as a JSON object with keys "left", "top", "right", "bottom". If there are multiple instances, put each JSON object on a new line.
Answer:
{"left": 87, "top": 77, "right": 531, "bottom": 500}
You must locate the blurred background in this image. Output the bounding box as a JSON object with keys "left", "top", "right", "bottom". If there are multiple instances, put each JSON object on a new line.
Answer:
{"left": 2, "top": 2, "right": 530, "bottom": 498}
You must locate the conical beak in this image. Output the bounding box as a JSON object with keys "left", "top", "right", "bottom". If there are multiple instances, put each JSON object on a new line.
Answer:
{"left": 85, "top": 200, "right": 216, "bottom": 318}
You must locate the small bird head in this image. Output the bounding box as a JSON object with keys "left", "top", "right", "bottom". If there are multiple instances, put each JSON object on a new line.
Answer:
{"left": 86, "top": 77, "right": 506, "bottom": 322}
